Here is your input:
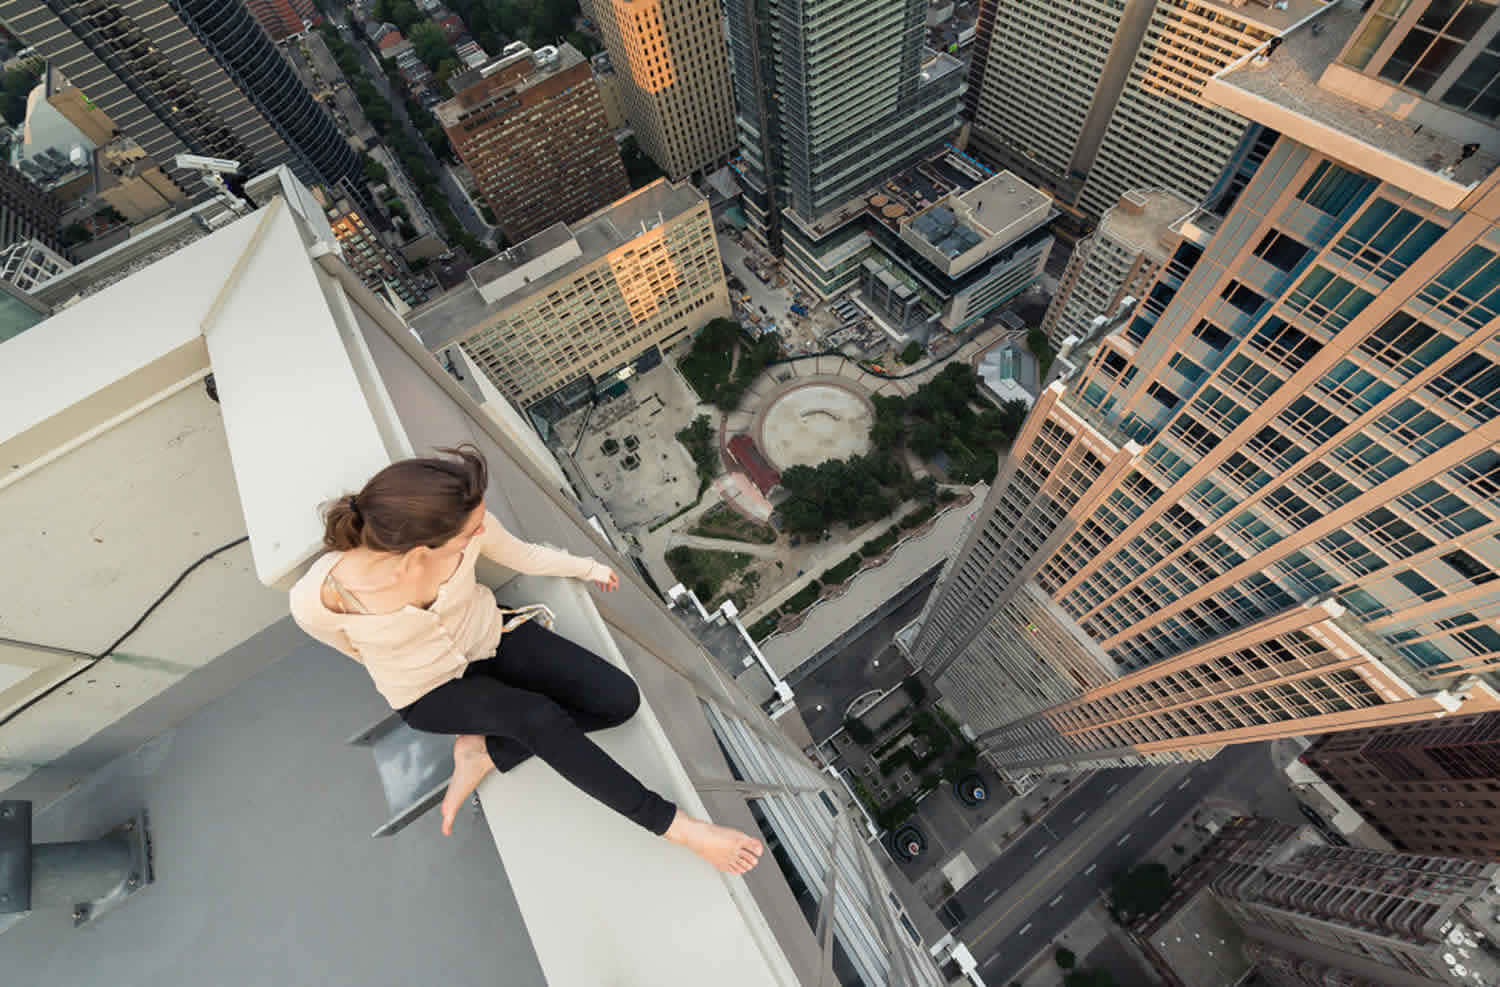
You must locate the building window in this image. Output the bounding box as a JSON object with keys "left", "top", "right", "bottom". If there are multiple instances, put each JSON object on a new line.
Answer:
{"left": 1441, "top": 29, "right": 1500, "bottom": 117}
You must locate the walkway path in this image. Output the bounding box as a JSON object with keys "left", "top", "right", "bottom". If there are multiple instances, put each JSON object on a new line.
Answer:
{"left": 663, "top": 532, "right": 780, "bottom": 559}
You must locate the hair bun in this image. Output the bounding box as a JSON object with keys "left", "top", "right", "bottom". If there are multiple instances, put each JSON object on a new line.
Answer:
{"left": 347, "top": 495, "right": 363, "bottom": 525}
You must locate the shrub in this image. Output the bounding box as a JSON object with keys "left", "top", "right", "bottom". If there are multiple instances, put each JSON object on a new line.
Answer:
{"left": 900, "top": 505, "right": 936, "bottom": 530}
{"left": 1055, "top": 947, "right": 1076, "bottom": 970}
{"left": 938, "top": 488, "right": 959, "bottom": 503}
{"left": 780, "top": 580, "right": 823, "bottom": 615}
{"left": 860, "top": 528, "right": 901, "bottom": 558}
{"left": 898, "top": 340, "right": 923, "bottom": 364}
{"left": 901, "top": 676, "right": 928, "bottom": 703}
{"left": 748, "top": 614, "right": 781, "bottom": 641}
{"left": 820, "top": 552, "right": 864, "bottom": 587}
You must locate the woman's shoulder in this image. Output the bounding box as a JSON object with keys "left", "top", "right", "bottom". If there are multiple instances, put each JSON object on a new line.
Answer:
{"left": 289, "top": 552, "right": 342, "bottom": 620}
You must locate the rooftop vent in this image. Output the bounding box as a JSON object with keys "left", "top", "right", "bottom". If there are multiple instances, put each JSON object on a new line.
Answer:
{"left": 533, "top": 45, "right": 560, "bottom": 68}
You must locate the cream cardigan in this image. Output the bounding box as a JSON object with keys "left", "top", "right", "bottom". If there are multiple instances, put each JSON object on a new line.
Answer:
{"left": 289, "top": 510, "right": 608, "bottom": 708}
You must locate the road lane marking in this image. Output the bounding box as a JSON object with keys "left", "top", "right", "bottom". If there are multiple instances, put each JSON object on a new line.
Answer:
{"left": 1018, "top": 923, "right": 1032, "bottom": 935}
{"left": 1149, "top": 804, "right": 1163, "bottom": 816}
{"left": 1048, "top": 894, "right": 1063, "bottom": 907}
{"left": 1073, "top": 812, "right": 1087, "bottom": 824}
{"left": 970, "top": 773, "right": 1165, "bottom": 946}
{"left": 985, "top": 954, "right": 1001, "bottom": 967}
{"left": 1178, "top": 779, "right": 1192, "bottom": 790}
{"left": 1106, "top": 784, "right": 1118, "bottom": 794}
{"left": 1084, "top": 863, "right": 1096, "bottom": 875}
{"left": 1034, "top": 846, "right": 1048, "bottom": 858}
{"left": 984, "top": 889, "right": 1000, "bottom": 904}
{"left": 1116, "top": 834, "right": 1130, "bottom": 846}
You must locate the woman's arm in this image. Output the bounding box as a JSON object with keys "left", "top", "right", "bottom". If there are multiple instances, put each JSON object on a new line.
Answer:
{"left": 479, "top": 510, "right": 612, "bottom": 584}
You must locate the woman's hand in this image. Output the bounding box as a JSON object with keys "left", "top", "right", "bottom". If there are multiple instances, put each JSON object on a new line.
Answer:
{"left": 592, "top": 567, "right": 620, "bottom": 593}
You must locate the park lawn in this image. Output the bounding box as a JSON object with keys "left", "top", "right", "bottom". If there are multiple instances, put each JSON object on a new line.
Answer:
{"left": 690, "top": 503, "right": 777, "bottom": 544}
{"left": 665, "top": 545, "right": 752, "bottom": 600}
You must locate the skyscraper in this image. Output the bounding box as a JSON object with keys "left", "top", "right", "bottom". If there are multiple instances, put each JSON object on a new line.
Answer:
{"left": 964, "top": 0, "right": 1331, "bottom": 225}
{"left": 1041, "top": 188, "right": 1198, "bottom": 349}
{"left": 0, "top": 161, "right": 960, "bottom": 987}
{"left": 1302, "top": 712, "right": 1500, "bottom": 862}
{"left": 588, "top": 0, "right": 737, "bottom": 180}
{"left": 0, "top": 0, "right": 361, "bottom": 200}
{"left": 0, "top": 161, "right": 64, "bottom": 254}
{"left": 726, "top": 0, "right": 965, "bottom": 254}
{"left": 1210, "top": 819, "right": 1500, "bottom": 987}
{"left": 1139, "top": 816, "right": 1500, "bottom": 987}
{"left": 437, "top": 44, "right": 630, "bottom": 245}
{"left": 904, "top": 1, "right": 1500, "bottom": 774}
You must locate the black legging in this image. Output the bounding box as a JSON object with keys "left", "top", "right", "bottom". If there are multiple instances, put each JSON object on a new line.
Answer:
{"left": 397, "top": 618, "right": 677, "bottom": 835}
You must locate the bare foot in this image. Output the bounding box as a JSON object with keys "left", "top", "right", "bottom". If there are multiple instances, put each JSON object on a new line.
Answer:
{"left": 441, "top": 735, "right": 494, "bottom": 836}
{"left": 664, "top": 810, "right": 764, "bottom": 874}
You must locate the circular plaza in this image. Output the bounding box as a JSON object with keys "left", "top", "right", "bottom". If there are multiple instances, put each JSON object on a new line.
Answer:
{"left": 756, "top": 377, "right": 874, "bottom": 472}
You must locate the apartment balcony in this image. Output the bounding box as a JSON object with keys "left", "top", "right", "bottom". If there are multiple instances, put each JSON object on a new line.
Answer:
{"left": 0, "top": 169, "right": 958, "bottom": 985}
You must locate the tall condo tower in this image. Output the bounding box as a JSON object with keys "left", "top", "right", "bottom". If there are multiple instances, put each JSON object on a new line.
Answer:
{"left": 903, "top": 0, "right": 1500, "bottom": 776}
{"left": 965, "top": 0, "right": 1334, "bottom": 226}
{"left": 0, "top": 0, "right": 362, "bottom": 199}
{"left": 588, "top": 0, "right": 737, "bottom": 180}
{"left": 726, "top": 0, "right": 966, "bottom": 254}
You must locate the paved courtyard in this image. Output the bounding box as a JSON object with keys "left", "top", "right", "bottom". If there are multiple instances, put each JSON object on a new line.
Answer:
{"left": 555, "top": 358, "right": 706, "bottom": 530}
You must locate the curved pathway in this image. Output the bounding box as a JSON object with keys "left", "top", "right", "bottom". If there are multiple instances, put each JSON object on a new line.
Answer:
{"left": 663, "top": 532, "right": 780, "bottom": 559}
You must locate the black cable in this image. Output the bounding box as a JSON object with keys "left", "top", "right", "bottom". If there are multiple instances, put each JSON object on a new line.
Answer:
{"left": 0, "top": 536, "right": 250, "bottom": 730}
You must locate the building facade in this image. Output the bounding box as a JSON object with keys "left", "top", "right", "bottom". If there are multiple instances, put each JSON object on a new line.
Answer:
{"left": 1041, "top": 188, "right": 1198, "bottom": 349}
{"left": 588, "top": 0, "right": 737, "bottom": 180}
{"left": 326, "top": 196, "right": 426, "bottom": 309}
{"left": 778, "top": 147, "right": 1055, "bottom": 331}
{"left": 0, "top": 161, "right": 64, "bottom": 254}
{"left": 1302, "top": 712, "right": 1500, "bottom": 862}
{"left": 0, "top": 0, "right": 362, "bottom": 201}
{"left": 904, "top": 1, "right": 1500, "bottom": 774}
{"left": 1210, "top": 819, "right": 1500, "bottom": 987}
{"left": 964, "top": 0, "right": 1329, "bottom": 226}
{"left": 726, "top": 0, "right": 965, "bottom": 254}
{"left": 408, "top": 179, "right": 729, "bottom": 419}
{"left": 245, "top": 0, "right": 319, "bottom": 41}
{"left": 438, "top": 44, "right": 630, "bottom": 245}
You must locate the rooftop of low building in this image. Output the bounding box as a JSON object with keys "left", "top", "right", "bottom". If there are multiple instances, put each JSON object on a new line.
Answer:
{"left": 406, "top": 179, "right": 706, "bottom": 349}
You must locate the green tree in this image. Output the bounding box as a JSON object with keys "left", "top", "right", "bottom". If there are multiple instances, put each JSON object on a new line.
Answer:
{"left": 1110, "top": 862, "right": 1173, "bottom": 920}
{"left": 1064, "top": 971, "right": 1116, "bottom": 987}
{"left": 1055, "top": 947, "right": 1076, "bottom": 970}
{"left": 621, "top": 136, "right": 666, "bottom": 189}
{"left": 363, "top": 155, "right": 389, "bottom": 183}
{"left": 898, "top": 340, "right": 923, "bottom": 364}
{"left": 374, "top": 0, "right": 422, "bottom": 31}
{"left": 1, "top": 66, "right": 40, "bottom": 127}
{"left": 409, "top": 21, "right": 455, "bottom": 70}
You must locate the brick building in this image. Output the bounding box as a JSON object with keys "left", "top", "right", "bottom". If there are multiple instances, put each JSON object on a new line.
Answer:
{"left": 1302, "top": 713, "right": 1500, "bottom": 862}
{"left": 436, "top": 43, "right": 629, "bottom": 245}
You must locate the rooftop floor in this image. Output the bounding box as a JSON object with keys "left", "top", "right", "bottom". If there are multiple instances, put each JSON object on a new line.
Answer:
{"left": 0, "top": 635, "right": 545, "bottom": 987}
{"left": 1209, "top": 4, "right": 1498, "bottom": 201}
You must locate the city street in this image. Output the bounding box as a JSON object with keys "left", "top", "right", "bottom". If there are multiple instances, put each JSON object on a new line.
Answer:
{"left": 949, "top": 742, "right": 1302, "bottom": 986}
{"left": 337, "top": 21, "right": 491, "bottom": 243}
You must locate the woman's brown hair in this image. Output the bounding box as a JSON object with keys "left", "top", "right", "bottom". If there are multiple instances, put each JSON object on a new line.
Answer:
{"left": 321, "top": 445, "right": 489, "bottom": 553}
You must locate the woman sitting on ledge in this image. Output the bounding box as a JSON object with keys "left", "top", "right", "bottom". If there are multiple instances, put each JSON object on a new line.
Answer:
{"left": 290, "top": 445, "right": 762, "bottom": 875}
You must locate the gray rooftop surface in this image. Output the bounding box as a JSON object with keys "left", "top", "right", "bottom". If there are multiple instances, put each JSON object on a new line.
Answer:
{"left": 1217, "top": 5, "right": 1499, "bottom": 186}
{"left": 956, "top": 171, "right": 1052, "bottom": 239}
{"left": 669, "top": 596, "right": 776, "bottom": 705}
{"left": 1097, "top": 189, "right": 1199, "bottom": 259}
{"left": 407, "top": 180, "right": 706, "bottom": 349}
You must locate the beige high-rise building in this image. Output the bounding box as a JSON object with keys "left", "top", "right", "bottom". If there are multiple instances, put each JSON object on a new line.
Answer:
{"left": 408, "top": 179, "right": 730, "bottom": 420}
{"left": 1042, "top": 188, "right": 1197, "bottom": 349}
{"left": 588, "top": 0, "right": 737, "bottom": 180}
{"left": 965, "top": 0, "right": 1331, "bottom": 225}
{"left": 904, "top": 1, "right": 1500, "bottom": 775}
